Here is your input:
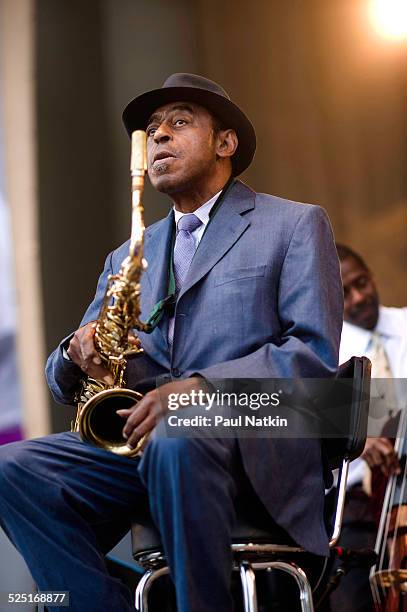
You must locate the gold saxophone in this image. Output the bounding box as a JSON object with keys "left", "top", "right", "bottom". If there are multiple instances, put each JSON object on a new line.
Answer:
{"left": 73, "top": 130, "right": 151, "bottom": 457}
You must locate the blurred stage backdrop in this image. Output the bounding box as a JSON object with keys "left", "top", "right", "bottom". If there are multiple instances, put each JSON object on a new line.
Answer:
{"left": 0, "top": 0, "right": 406, "bottom": 439}
{"left": 0, "top": 0, "right": 406, "bottom": 597}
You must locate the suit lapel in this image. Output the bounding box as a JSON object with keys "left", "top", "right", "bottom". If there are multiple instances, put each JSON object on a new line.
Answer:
{"left": 178, "top": 180, "right": 255, "bottom": 299}
{"left": 143, "top": 210, "right": 174, "bottom": 345}
{"left": 144, "top": 211, "right": 174, "bottom": 303}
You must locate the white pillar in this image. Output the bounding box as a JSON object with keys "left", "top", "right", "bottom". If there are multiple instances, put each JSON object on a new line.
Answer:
{"left": 0, "top": 0, "right": 50, "bottom": 438}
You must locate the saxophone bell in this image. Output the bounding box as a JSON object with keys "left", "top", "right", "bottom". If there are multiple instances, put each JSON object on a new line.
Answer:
{"left": 78, "top": 388, "right": 143, "bottom": 456}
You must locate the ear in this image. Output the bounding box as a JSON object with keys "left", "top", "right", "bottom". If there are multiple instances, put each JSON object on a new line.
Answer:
{"left": 215, "top": 129, "right": 238, "bottom": 160}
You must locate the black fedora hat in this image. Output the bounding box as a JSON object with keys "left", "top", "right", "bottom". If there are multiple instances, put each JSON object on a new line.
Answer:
{"left": 122, "top": 73, "right": 256, "bottom": 176}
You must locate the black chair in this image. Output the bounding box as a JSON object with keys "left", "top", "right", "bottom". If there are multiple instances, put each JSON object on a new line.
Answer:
{"left": 131, "top": 356, "right": 371, "bottom": 612}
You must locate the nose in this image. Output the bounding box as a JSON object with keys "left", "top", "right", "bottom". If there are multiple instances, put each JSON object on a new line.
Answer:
{"left": 153, "top": 121, "right": 172, "bottom": 144}
{"left": 348, "top": 286, "right": 365, "bottom": 308}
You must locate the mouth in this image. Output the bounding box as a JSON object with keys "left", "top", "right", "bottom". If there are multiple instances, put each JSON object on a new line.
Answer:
{"left": 351, "top": 300, "right": 373, "bottom": 316}
{"left": 153, "top": 151, "right": 177, "bottom": 165}
{"left": 347, "top": 301, "right": 378, "bottom": 329}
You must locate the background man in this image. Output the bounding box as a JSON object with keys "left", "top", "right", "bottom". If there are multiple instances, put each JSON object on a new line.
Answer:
{"left": 331, "top": 243, "right": 406, "bottom": 612}
{"left": 0, "top": 74, "right": 343, "bottom": 611}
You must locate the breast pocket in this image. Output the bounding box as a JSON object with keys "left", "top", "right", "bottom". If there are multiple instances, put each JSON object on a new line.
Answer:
{"left": 210, "top": 263, "right": 272, "bottom": 344}
{"left": 213, "top": 265, "right": 266, "bottom": 287}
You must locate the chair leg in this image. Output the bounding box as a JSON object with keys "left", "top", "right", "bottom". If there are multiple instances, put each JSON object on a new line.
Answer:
{"left": 134, "top": 566, "right": 170, "bottom": 611}
{"left": 239, "top": 561, "right": 258, "bottom": 612}
{"left": 252, "top": 560, "right": 314, "bottom": 612}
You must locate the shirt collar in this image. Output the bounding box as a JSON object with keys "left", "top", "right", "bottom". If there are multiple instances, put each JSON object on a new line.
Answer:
{"left": 342, "top": 305, "right": 399, "bottom": 352}
{"left": 173, "top": 191, "right": 221, "bottom": 229}
{"left": 375, "top": 305, "right": 401, "bottom": 338}
{"left": 342, "top": 320, "right": 372, "bottom": 353}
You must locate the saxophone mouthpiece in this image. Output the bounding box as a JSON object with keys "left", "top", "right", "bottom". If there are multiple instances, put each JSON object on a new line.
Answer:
{"left": 131, "top": 130, "right": 147, "bottom": 176}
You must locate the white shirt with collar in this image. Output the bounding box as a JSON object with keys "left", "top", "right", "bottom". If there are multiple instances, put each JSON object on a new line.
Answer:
{"left": 340, "top": 305, "right": 407, "bottom": 379}
{"left": 340, "top": 305, "right": 407, "bottom": 487}
{"left": 173, "top": 190, "right": 221, "bottom": 246}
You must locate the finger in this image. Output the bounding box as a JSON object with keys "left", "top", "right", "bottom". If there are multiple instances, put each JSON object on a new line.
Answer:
{"left": 126, "top": 416, "right": 156, "bottom": 450}
{"left": 81, "top": 363, "right": 113, "bottom": 384}
{"left": 378, "top": 450, "right": 399, "bottom": 476}
{"left": 67, "top": 322, "right": 100, "bottom": 370}
{"left": 121, "top": 403, "right": 150, "bottom": 439}
{"left": 386, "top": 462, "right": 401, "bottom": 477}
{"left": 375, "top": 441, "right": 399, "bottom": 471}
{"left": 386, "top": 453, "right": 401, "bottom": 475}
{"left": 99, "top": 371, "right": 114, "bottom": 385}
{"left": 75, "top": 339, "right": 94, "bottom": 371}
{"left": 136, "top": 430, "right": 153, "bottom": 453}
{"left": 381, "top": 461, "right": 396, "bottom": 477}
{"left": 382, "top": 447, "right": 398, "bottom": 464}
{"left": 374, "top": 439, "right": 394, "bottom": 455}
{"left": 116, "top": 406, "right": 138, "bottom": 429}
{"left": 364, "top": 437, "right": 391, "bottom": 454}
{"left": 116, "top": 408, "right": 136, "bottom": 417}
{"left": 363, "top": 438, "right": 397, "bottom": 469}
{"left": 365, "top": 448, "right": 382, "bottom": 468}
{"left": 373, "top": 448, "right": 386, "bottom": 466}
{"left": 81, "top": 343, "right": 105, "bottom": 375}
{"left": 67, "top": 335, "right": 83, "bottom": 364}
{"left": 81, "top": 329, "right": 100, "bottom": 364}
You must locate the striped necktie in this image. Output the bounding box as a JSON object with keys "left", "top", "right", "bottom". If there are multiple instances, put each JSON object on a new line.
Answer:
{"left": 173, "top": 214, "right": 202, "bottom": 292}
{"left": 168, "top": 213, "right": 202, "bottom": 344}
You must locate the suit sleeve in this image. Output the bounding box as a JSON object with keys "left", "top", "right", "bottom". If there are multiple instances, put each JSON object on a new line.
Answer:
{"left": 45, "top": 251, "right": 114, "bottom": 405}
{"left": 196, "top": 205, "right": 343, "bottom": 380}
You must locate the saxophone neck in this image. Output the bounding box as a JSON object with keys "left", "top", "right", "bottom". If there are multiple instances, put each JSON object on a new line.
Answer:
{"left": 130, "top": 130, "right": 147, "bottom": 258}
{"left": 130, "top": 185, "right": 144, "bottom": 258}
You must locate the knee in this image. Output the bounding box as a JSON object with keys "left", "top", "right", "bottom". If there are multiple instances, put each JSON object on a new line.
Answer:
{"left": 0, "top": 439, "right": 22, "bottom": 471}
{"left": 142, "top": 436, "right": 194, "bottom": 466}
{"left": 139, "top": 435, "right": 234, "bottom": 481}
{"left": 143, "top": 435, "right": 220, "bottom": 462}
{"left": 0, "top": 441, "right": 28, "bottom": 500}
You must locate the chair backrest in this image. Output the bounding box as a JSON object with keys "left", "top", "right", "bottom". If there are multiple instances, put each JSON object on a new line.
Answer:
{"left": 322, "top": 355, "right": 371, "bottom": 471}
{"left": 322, "top": 355, "right": 371, "bottom": 546}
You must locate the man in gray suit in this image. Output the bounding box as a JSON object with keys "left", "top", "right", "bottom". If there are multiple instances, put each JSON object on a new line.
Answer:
{"left": 0, "top": 74, "right": 343, "bottom": 611}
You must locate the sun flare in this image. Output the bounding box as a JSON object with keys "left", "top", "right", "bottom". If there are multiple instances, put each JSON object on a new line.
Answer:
{"left": 370, "top": 0, "right": 407, "bottom": 40}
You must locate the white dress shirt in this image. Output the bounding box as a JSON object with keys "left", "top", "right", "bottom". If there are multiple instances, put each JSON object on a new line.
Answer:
{"left": 340, "top": 306, "right": 407, "bottom": 379}
{"left": 340, "top": 305, "right": 407, "bottom": 487}
{"left": 173, "top": 190, "right": 221, "bottom": 247}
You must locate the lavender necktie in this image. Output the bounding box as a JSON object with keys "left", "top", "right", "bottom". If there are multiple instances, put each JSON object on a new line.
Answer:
{"left": 173, "top": 213, "right": 203, "bottom": 292}
{"left": 168, "top": 213, "right": 202, "bottom": 345}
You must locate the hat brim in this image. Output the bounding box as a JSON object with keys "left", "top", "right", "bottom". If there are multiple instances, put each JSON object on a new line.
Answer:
{"left": 122, "top": 86, "right": 256, "bottom": 176}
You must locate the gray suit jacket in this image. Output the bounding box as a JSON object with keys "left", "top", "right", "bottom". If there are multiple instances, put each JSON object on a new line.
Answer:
{"left": 46, "top": 180, "right": 343, "bottom": 555}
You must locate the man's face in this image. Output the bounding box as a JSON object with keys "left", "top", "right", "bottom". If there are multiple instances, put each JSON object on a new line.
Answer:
{"left": 145, "top": 101, "right": 222, "bottom": 194}
{"left": 340, "top": 256, "right": 379, "bottom": 330}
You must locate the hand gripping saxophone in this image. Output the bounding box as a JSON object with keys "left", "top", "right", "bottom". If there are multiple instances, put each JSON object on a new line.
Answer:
{"left": 73, "top": 131, "right": 152, "bottom": 456}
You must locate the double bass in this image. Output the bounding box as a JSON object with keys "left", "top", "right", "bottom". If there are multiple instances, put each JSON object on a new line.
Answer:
{"left": 370, "top": 398, "right": 407, "bottom": 611}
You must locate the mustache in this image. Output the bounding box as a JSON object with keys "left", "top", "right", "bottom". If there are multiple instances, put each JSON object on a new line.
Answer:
{"left": 348, "top": 298, "right": 376, "bottom": 318}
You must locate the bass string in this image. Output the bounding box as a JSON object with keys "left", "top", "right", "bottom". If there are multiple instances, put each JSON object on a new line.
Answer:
{"left": 377, "top": 407, "right": 407, "bottom": 604}
{"left": 372, "top": 407, "right": 407, "bottom": 605}
{"left": 388, "top": 428, "right": 407, "bottom": 579}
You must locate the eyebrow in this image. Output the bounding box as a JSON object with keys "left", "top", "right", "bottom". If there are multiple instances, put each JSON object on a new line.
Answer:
{"left": 147, "top": 104, "right": 194, "bottom": 126}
